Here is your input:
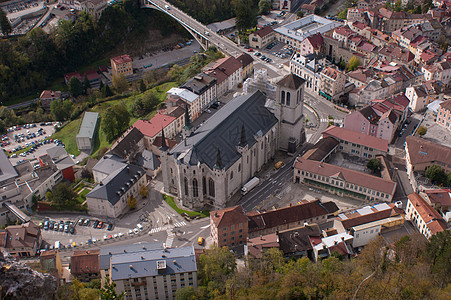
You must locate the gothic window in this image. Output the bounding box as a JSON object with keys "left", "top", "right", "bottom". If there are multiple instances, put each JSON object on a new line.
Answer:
{"left": 170, "top": 168, "right": 173, "bottom": 174}
{"left": 238, "top": 164, "right": 241, "bottom": 172}
{"left": 208, "top": 179, "right": 215, "bottom": 197}
{"left": 230, "top": 172, "right": 233, "bottom": 180}
{"left": 297, "top": 90, "right": 300, "bottom": 104}
{"left": 286, "top": 92, "right": 291, "bottom": 106}
{"left": 184, "top": 177, "right": 189, "bottom": 196}
{"left": 192, "top": 178, "right": 198, "bottom": 197}
{"left": 281, "top": 91, "right": 285, "bottom": 105}
{"left": 202, "top": 177, "right": 207, "bottom": 195}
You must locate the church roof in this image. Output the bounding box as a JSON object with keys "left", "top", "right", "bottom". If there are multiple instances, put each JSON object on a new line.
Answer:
{"left": 276, "top": 74, "right": 305, "bottom": 90}
{"left": 169, "top": 91, "right": 278, "bottom": 170}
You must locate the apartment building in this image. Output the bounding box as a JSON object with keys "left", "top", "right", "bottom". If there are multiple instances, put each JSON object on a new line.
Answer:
{"left": 319, "top": 66, "right": 346, "bottom": 101}
{"left": 166, "top": 87, "right": 200, "bottom": 119}
{"left": 205, "top": 56, "right": 242, "bottom": 97}
{"left": 111, "top": 55, "right": 133, "bottom": 77}
{"left": 39, "top": 90, "right": 61, "bottom": 109}
{"left": 299, "top": 33, "right": 324, "bottom": 56}
{"left": 421, "top": 60, "right": 451, "bottom": 85}
{"left": 210, "top": 205, "right": 248, "bottom": 248}
{"left": 406, "top": 81, "right": 444, "bottom": 112}
{"left": 181, "top": 73, "right": 217, "bottom": 111}
{"left": 0, "top": 222, "right": 42, "bottom": 257}
{"left": 249, "top": 26, "right": 276, "bottom": 49}
{"left": 290, "top": 53, "right": 326, "bottom": 93}
{"left": 436, "top": 100, "right": 451, "bottom": 131}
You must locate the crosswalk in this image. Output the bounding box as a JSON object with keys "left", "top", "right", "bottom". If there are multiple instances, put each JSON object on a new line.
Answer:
{"left": 165, "top": 229, "right": 175, "bottom": 248}
{"left": 173, "top": 221, "right": 186, "bottom": 228}
{"left": 148, "top": 221, "right": 187, "bottom": 234}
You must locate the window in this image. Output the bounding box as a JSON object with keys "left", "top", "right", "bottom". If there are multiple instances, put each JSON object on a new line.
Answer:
{"left": 184, "top": 177, "right": 189, "bottom": 196}
{"left": 209, "top": 179, "right": 215, "bottom": 197}
{"left": 230, "top": 172, "right": 233, "bottom": 180}
{"left": 202, "top": 177, "right": 207, "bottom": 195}
{"left": 281, "top": 91, "right": 285, "bottom": 105}
{"left": 192, "top": 178, "right": 198, "bottom": 197}
{"left": 238, "top": 164, "right": 241, "bottom": 172}
{"left": 286, "top": 92, "right": 291, "bottom": 106}
{"left": 223, "top": 227, "right": 227, "bottom": 231}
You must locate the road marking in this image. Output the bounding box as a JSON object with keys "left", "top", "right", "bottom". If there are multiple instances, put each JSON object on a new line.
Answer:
{"left": 200, "top": 224, "right": 210, "bottom": 229}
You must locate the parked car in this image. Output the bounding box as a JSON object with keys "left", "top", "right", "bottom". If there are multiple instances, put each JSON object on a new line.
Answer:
{"left": 93, "top": 220, "right": 99, "bottom": 228}
{"left": 97, "top": 221, "right": 103, "bottom": 229}
{"left": 83, "top": 219, "right": 90, "bottom": 226}
{"left": 69, "top": 227, "right": 75, "bottom": 235}
{"left": 107, "top": 223, "right": 113, "bottom": 231}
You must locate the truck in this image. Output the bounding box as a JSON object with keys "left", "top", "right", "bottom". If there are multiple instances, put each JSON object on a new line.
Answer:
{"left": 241, "top": 177, "right": 260, "bottom": 195}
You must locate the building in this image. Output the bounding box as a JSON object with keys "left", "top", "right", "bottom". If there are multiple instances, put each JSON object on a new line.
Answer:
{"left": 294, "top": 157, "right": 397, "bottom": 202}
{"left": 133, "top": 113, "right": 177, "bottom": 146}
{"left": 311, "top": 232, "right": 354, "bottom": 262}
{"left": 278, "top": 224, "right": 322, "bottom": 259}
{"left": 205, "top": 56, "right": 242, "bottom": 97}
{"left": 275, "top": 15, "right": 341, "bottom": 52}
{"left": 322, "top": 125, "right": 388, "bottom": 158}
{"left": 290, "top": 53, "right": 327, "bottom": 93}
{"left": 166, "top": 87, "right": 200, "bottom": 119}
{"left": 70, "top": 249, "right": 100, "bottom": 282}
{"left": 180, "top": 73, "right": 217, "bottom": 113}
{"left": 109, "top": 246, "right": 197, "bottom": 300}
{"left": 161, "top": 74, "right": 306, "bottom": 210}
{"left": 39, "top": 90, "right": 61, "bottom": 109}
{"left": 405, "top": 193, "right": 448, "bottom": 239}
{"left": 421, "top": 188, "right": 451, "bottom": 223}
{"left": 0, "top": 222, "right": 41, "bottom": 257}
{"left": 246, "top": 233, "right": 279, "bottom": 258}
{"left": 236, "top": 53, "right": 254, "bottom": 79}
{"left": 405, "top": 136, "right": 451, "bottom": 191}
{"left": 334, "top": 203, "right": 404, "bottom": 248}
{"left": 243, "top": 69, "right": 277, "bottom": 100}
{"left": 210, "top": 205, "right": 248, "bottom": 248}
{"left": 421, "top": 61, "right": 451, "bottom": 84}
{"left": 247, "top": 200, "right": 338, "bottom": 238}
{"left": 206, "top": 17, "right": 236, "bottom": 34}
{"left": 109, "top": 127, "right": 145, "bottom": 161}
{"left": 111, "top": 55, "right": 133, "bottom": 77}
{"left": 280, "top": 0, "right": 303, "bottom": 12}
{"left": 92, "top": 154, "right": 126, "bottom": 183}
{"left": 249, "top": 26, "right": 276, "bottom": 49}
{"left": 73, "top": 0, "right": 107, "bottom": 19}
{"left": 319, "top": 66, "right": 346, "bottom": 101}
{"left": 299, "top": 33, "right": 324, "bottom": 56}
{"left": 43, "top": 146, "right": 76, "bottom": 182}
{"left": 76, "top": 112, "right": 99, "bottom": 151}
{"left": 436, "top": 100, "right": 451, "bottom": 131}
{"left": 86, "top": 164, "right": 146, "bottom": 218}
{"left": 406, "top": 81, "right": 444, "bottom": 112}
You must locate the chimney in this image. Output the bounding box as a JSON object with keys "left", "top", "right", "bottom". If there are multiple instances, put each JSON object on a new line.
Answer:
{"left": 127, "top": 166, "right": 131, "bottom": 174}
{"left": 334, "top": 241, "right": 338, "bottom": 245}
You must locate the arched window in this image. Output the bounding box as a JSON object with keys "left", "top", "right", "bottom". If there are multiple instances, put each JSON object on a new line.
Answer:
{"left": 238, "top": 164, "right": 241, "bottom": 172}
{"left": 208, "top": 178, "right": 215, "bottom": 197}
{"left": 184, "top": 177, "right": 189, "bottom": 196}
{"left": 286, "top": 92, "right": 291, "bottom": 106}
{"left": 192, "top": 178, "right": 198, "bottom": 197}
{"left": 297, "top": 90, "right": 300, "bottom": 104}
{"left": 230, "top": 171, "right": 233, "bottom": 180}
{"left": 281, "top": 91, "right": 285, "bottom": 105}
{"left": 202, "top": 177, "right": 207, "bottom": 195}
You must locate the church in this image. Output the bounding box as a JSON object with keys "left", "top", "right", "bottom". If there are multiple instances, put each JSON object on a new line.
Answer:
{"left": 160, "top": 73, "right": 306, "bottom": 210}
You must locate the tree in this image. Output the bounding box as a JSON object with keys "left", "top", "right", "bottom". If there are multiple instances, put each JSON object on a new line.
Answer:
{"left": 258, "top": 0, "right": 271, "bottom": 15}
{"left": 46, "top": 182, "right": 77, "bottom": 209}
{"left": 69, "top": 77, "right": 84, "bottom": 97}
{"left": 51, "top": 100, "right": 73, "bottom": 121}
{"left": 102, "top": 84, "right": 114, "bottom": 98}
{"left": 0, "top": 7, "right": 12, "bottom": 36}
{"left": 175, "top": 286, "right": 196, "bottom": 300}
{"left": 101, "top": 104, "right": 130, "bottom": 142}
{"left": 139, "top": 79, "right": 146, "bottom": 93}
{"left": 128, "top": 195, "right": 137, "bottom": 209}
{"left": 346, "top": 56, "right": 361, "bottom": 71}
{"left": 198, "top": 246, "right": 236, "bottom": 287}
{"left": 83, "top": 75, "right": 91, "bottom": 90}
{"left": 367, "top": 158, "right": 380, "bottom": 173}
{"left": 139, "top": 185, "right": 148, "bottom": 198}
{"left": 112, "top": 74, "right": 129, "bottom": 94}
{"left": 425, "top": 165, "right": 447, "bottom": 185}
{"left": 426, "top": 231, "right": 450, "bottom": 288}
{"left": 100, "top": 276, "right": 124, "bottom": 300}
{"left": 417, "top": 125, "right": 427, "bottom": 136}
{"left": 233, "top": 0, "right": 257, "bottom": 31}
{"left": 338, "top": 8, "right": 348, "bottom": 20}
{"left": 297, "top": 11, "right": 304, "bottom": 18}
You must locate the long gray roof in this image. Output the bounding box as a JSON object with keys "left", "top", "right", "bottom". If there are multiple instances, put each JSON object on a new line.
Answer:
{"left": 100, "top": 242, "right": 162, "bottom": 270}
{"left": 111, "top": 246, "right": 196, "bottom": 280}
{"left": 92, "top": 154, "right": 127, "bottom": 175}
{"left": 169, "top": 91, "right": 278, "bottom": 170}
{"left": 0, "top": 150, "right": 18, "bottom": 185}
{"left": 77, "top": 112, "right": 99, "bottom": 139}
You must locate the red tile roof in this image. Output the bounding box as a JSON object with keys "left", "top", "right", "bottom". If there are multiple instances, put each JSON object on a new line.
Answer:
{"left": 40, "top": 90, "right": 61, "bottom": 99}
{"left": 111, "top": 55, "right": 132, "bottom": 65}
{"left": 334, "top": 26, "right": 355, "bottom": 37}
{"left": 133, "top": 113, "right": 176, "bottom": 138}
{"left": 424, "top": 189, "right": 451, "bottom": 207}
{"left": 152, "top": 136, "right": 177, "bottom": 149}
{"left": 306, "top": 33, "right": 324, "bottom": 50}
{"left": 322, "top": 125, "right": 388, "bottom": 152}
{"left": 294, "top": 157, "right": 397, "bottom": 195}
{"left": 439, "top": 99, "right": 451, "bottom": 111}
{"left": 252, "top": 26, "right": 274, "bottom": 38}
{"left": 352, "top": 21, "right": 367, "bottom": 30}
{"left": 405, "top": 135, "right": 451, "bottom": 167}
{"left": 408, "top": 193, "right": 448, "bottom": 235}
{"left": 70, "top": 249, "right": 100, "bottom": 275}
{"left": 237, "top": 53, "right": 253, "bottom": 68}
{"left": 210, "top": 205, "right": 248, "bottom": 228}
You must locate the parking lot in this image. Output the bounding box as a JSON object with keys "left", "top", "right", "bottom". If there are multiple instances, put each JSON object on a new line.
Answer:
{"left": 251, "top": 41, "right": 293, "bottom": 69}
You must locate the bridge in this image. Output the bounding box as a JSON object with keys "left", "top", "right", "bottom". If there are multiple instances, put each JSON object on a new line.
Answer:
{"left": 141, "top": 0, "right": 243, "bottom": 56}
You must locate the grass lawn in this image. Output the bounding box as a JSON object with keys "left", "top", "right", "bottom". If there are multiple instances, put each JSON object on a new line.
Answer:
{"left": 76, "top": 188, "right": 91, "bottom": 204}
{"left": 163, "top": 194, "right": 209, "bottom": 218}
{"left": 51, "top": 118, "right": 82, "bottom": 156}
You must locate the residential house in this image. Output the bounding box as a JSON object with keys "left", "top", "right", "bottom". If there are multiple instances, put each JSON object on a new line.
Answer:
{"left": 205, "top": 56, "right": 242, "bottom": 97}
{"left": 246, "top": 233, "right": 279, "bottom": 258}
{"left": 362, "top": 28, "right": 390, "bottom": 47}
{"left": 180, "top": 73, "right": 217, "bottom": 112}
{"left": 392, "top": 26, "right": 422, "bottom": 49}
{"left": 405, "top": 193, "right": 448, "bottom": 239}
{"left": 278, "top": 224, "right": 322, "bottom": 259}
{"left": 405, "top": 135, "right": 451, "bottom": 191}
{"left": 437, "top": 100, "right": 451, "bottom": 131}
{"left": 109, "top": 246, "right": 198, "bottom": 300}
{"left": 210, "top": 205, "right": 248, "bottom": 249}
{"left": 133, "top": 113, "right": 177, "bottom": 147}
{"left": 347, "top": 8, "right": 365, "bottom": 23}
{"left": 299, "top": 33, "right": 324, "bottom": 56}
{"left": 332, "top": 26, "right": 355, "bottom": 46}
{"left": 311, "top": 232, "right": 354, "bottom": 261}
{"left": 166, "top": 87, "right": 200, "bottom": 119}
{"left": 294, "top": 157, "right": 397, "bottom": 202}
{"left": 73, "top": 0, "right": 107, "bottom": 19}
{"left": 422, "top": 60, "right": 451, "bottom": 84}
{"left": 377, "top": 44, "right": 414, "bottom": 66}
{"left": 421, "top": 188, "right": 451, "bottom": 223}
{"left": 70, "top": 249, "right": 100, "bottom": 282}
{"left": 237, "top": 53, "right": 254, "bottom": 79}
{"left": 109, "top": 127, "right": 145, "bottom": 161}
{"left": 76, "top": 112, "right": 99, "bottom": 151}
{"left": 0, "top": 222, "right": 41, "bottom": 257}
{"left": 43, "top": 146, "right": 75, "bottom": 182}
{"left": 39, "top": 90, "right": 61, "bottom": 110}
{"left": 92, "top": 154, "right": 126, "bottom": 183}
{"left": 300, "top": 3, "right": 315, "bottom": 15}
{"left": 111, "top": 55, "right": 133, "bottom": 77}
{"left": 406, "top": 81, "right": 444, "bottom": 112}
{"left": 319, "top": 66, "right": 347, "bottom": 101}
{"left": 249, "top": 26, "right": 276, "bottom": 49}
{"left": 290, "top": 53, "right": 326, "bottom": 93}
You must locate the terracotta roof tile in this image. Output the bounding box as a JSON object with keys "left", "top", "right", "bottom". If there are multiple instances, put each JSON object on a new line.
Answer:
{"left": 70, "top": 249, "right": 100, "bottom": 275}
{"left": 252, "top": 26, "right": 274, "bottom": 38}
{"left": 322, "top": 125, "right": 388, "bottom": 152}
{"left": 210, "top": 205, "right": 247, "bottom": 228}
{"left": 405, "top": 135, "right": 451, "bottom": 167}
{"left": 408, "top": 193, "right": 448, "bottom": 235}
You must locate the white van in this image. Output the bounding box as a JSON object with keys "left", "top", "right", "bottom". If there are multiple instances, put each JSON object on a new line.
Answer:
{"left": 136, "top": 223, "right": 143, "bottom": 230}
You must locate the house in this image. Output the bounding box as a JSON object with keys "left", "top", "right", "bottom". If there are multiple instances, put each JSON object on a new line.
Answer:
{"left": 421, "top": 188, "right": 451, "bottom": 223}
{"left": 40, "top": 250, "right": 63, "bottom": 276}
{"left": 319, "top": 66, "right": 347, "bottom": 101}
{"left": 206, "top": 17, "right": 236, "bottom": 34}
{"left": 406, "top": 81, "right": 444, "bottom": 112}
{"left": 73, "top": 0, "right": 107, "bottom": 19}
{"left": 166, "top": 87, "right": 200, "bottom": 119}
{"left": 392, "top": 26, "right": 422, "bottom": 49}
{"left": 70, "top": 249, "right": 100, "bottom": 282}
{"left": 180, "top": 73, "right": 217, "bottom": 112}
{"left": 64, "top": 72, "right": 83, "bottom": 85}
{"left": 246, "top": 233, "right": 279, "bottom": 258}
{"left": 135, "top": 149, "right": 161, "bottom": 178}
{"left": 109, "top": 127, "right": 145, "bottom": 160}
{"left": 237, "top": 53, "right": 254, "bottom": 79}
{"left": 300, "top": 3, "right": 315, "bottom": 15}
{"left": 111, "top": 55, "right": 133, "bottom": 77}
{"left": 210, "top": 205, "right": 248, "bottom": 249}
{"left": 311, "top": 232, "right": 353, "bottom": 261}
{"left": 436, "top": 100, "right": 451, "bottom": 131}
{"left": 86, "top": 163, "right": 147, "bottom": 218}
{"left": 76, "top": 112, "right": 99, "bottom": 152}
{"left": 83, "top": 70, "right": 101, "bottom": 87}
{"left": 299, "top": 33, "right": 324, "bottom": 56}
{"left": 205, "top": 56, "right": 242, "bottom": 97}
{"left": 0, "top": 222, "right": 42, "bottom": 257}
{"left": 133, "top": 113, "right": 177, "bottom": 146}
{"left": 92, "top": 154, "right": 126, "bottom": 183}
{"left": 290, "top": 53, "right": 326, "bottom": 93}
{"left": 405, "top": 136, "right": 451, "bottom": 191}
{"left": 322, "top": 125, "right": 388, "bottom": 157}
{"left": 332, "top": 26, "right": 355, "bottom": 46}
{"left": 294, "top": 157, "right": 397, "bottom": 202}
{"left": 334, "top": 203, "right": 404, "bottom": 248}
{"left": 39, "top": 90, "right": 61, "bottom": 109}
{"left": 278, "top": 224, "right": 321, "bottom": 259}
{"left": 43, "top": 146, "right": 75, "bottom": 182}
{"left": 108, "top": 246, "right": 197, "bottom": 300}
{"left": 249, "top": 26, "right": 276, "bottom": 49}
{"left": 349, "top": 21, "right": 368, "bottom": 35}
{"left": 247, "top": 200, "right": 339, "bottom": 238}
{"left": 405, "top": 193, "right": 448, "bottom": 239}
{"left": 422, "top": 60, "right": 451, "bottom": 84}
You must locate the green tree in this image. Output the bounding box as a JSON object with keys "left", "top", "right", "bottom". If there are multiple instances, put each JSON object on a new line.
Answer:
{"left": 101, "top": 104, "right": 130, "bottom": 142}
{"left": 46, "top": 182, "right": 77, "bottom": 209}
{"left": 394, "top": 0, "right": 402, "bottom": 11}
{"left": 175, "top": 286, "right": 196, "bottom": 300}
{"left": 367, "top": 158, "right": 380, "bottom": 173}
{"left": 198, "top": 246, "right": 236, "bottom": 287}
{"left": 233, "top": 0, "right": 257, "bottom": 31}
{"left": 0, "top": 7, "right": 12, "bottom": 36}
{"left": 338, "top": 8, "right": 348, "bottom": 20}
{"left": 102, "top": 84, "right": 114, "bottom": 98}
{"left": 100, "top": 276, "right": 125, "bottom": 300}
{"left": 297, "top": 11, "right": 304, "bottom": 18}
{"left": 258, "top": 0, "right": 271, "bottom": 15}
{"left": 425, "top": 165, "right": 447, "bottom": 185}
{"left": 346, "top": 56, "right": 361, "bottom": 71}
{"left": 51, "top": 100, "right": 73, "bottom": 121}
{"left": 128, "top": 195, "right": 137, "bottom": 209}
{"left": 69, "top": 76, "right": 84, "bottom": 97}
{"left": 417, "top": 125, "right": 427, "bottom": 136}
{"left": 83, "top": 75, "right": 91, "bottom": 90}
{"left": 112, "top": 74, "right": 129, "bottom": 94}
{"left": 426, "top": 231, "right": 451, "bottom": 288}
{"left": 139, "top": 79, "right": 146, "bottom": 93}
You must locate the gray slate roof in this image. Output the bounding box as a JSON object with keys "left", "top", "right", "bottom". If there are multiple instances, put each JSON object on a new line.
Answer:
{"left": 0, "top": 150, "right": 18, "bottom": 185}
{"left": 86, "top": 164, "right": 145, "bottom": 206}
{"left": 111, "top": 246, "right": 197, "bottom": 280}
{"left": 46, "top": 146, "right": 75, "bottom": 170}
{"left": 100, "top": 242, "right": 162, "bottom": 270}
{"left": 77, "top": 112, "right": 99, "bottom": 139}
{"left": 169, "top": 91, "right": 278, "bottom": 170}
{"left": 137, "top": 149, "right": 160, "bottom": 171}
{"left": 92, "top": 154, "right": 126, "bottom": 175}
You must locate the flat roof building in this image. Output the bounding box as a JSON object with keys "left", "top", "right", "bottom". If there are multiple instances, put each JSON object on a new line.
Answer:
{"left": 76, "top": 112, "right": 99, "bottom": 151}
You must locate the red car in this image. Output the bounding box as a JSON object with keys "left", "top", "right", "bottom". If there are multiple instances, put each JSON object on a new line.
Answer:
{"left": 97, "top": 221, "right": 103, "bottom": 229}
{"left": 247, "top": 48, "right": 254, "bottom": 52}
